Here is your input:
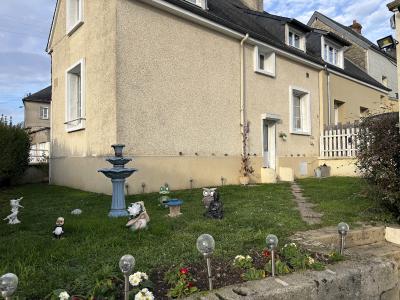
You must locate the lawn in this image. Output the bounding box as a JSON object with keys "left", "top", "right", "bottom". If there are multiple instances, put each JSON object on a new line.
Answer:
{"left": 0, "top": 178, "right": 394, "bottom": 299}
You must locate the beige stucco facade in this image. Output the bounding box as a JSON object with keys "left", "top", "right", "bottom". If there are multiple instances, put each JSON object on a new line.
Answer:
{"left": 48, "top": 0, "right": 392, "bottom": 194}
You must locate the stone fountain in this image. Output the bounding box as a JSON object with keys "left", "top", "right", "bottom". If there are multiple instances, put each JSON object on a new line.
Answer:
{"left": 98, "top": 144, "right": 137, "bottom": 217}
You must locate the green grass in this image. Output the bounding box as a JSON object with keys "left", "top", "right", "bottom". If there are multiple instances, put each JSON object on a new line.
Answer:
{"left": 0, "top": 178, "right": 394, "bottom": 298}
{"left": 298, "top": 177, "right": 396, "bottom": 226}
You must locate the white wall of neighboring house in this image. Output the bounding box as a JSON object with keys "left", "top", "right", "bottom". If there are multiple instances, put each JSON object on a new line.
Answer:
{"left": 367, "top": 49, "right": 398, "bottom": 99}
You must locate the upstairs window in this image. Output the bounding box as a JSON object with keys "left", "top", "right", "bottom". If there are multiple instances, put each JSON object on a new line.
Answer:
{"left": 66, "top": 0, "right": 83, "bottom": 34}
{"left": 254, "top": 46, "right": 276, "bottom": 77}
{"left": 286, "top": 26, "right": 306, "bottom": 51}
{"left": 322, "top": 37, "right": 343, "bottom": 68}
{"left": 40, "top": 106, "right": 49, "bottom": 120}
{"left": 290, "top": 87, "right": 311, "bottom": 135}
{"left": 382, "top": 76, "right": 388, "bottom": 87}
{"left": 66, "top": 59, "right": 85, "bottom": 132}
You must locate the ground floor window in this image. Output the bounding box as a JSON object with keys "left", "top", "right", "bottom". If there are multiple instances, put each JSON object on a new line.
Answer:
{"left": 290, "top": 87, "right": 311, "bottom": 135}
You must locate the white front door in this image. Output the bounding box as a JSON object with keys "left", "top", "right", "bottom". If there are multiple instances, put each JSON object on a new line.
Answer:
{"left": 263, "top": 119, "right": 276, "bottom": 169}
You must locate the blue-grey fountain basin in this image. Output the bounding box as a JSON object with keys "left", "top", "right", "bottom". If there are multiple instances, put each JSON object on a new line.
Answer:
{"left": 98, "top": 168, "right": 137, "bottom": 179}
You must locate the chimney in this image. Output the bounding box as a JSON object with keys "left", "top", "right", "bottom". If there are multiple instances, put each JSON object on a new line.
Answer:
{"left": 350, "top": 20, "right": 362, "bottom": 35}
{"left": 241, "top": 0, "right": 264, "bottom": 12}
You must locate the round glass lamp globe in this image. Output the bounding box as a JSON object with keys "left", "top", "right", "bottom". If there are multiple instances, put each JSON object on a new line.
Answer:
{"left": 196, "top": 234, "right": 215, "bottom": 256}
{"left": 119, "top": 254, "right": 135, "bottom": 275}
{"left": 266, "top": 234, "right": 279, "bottom": 250}
{"left": 337, "top": 222, "right": 350, "bottom": 235}
{"left": 0, "top": 273, "right": 18, "bottom": 297}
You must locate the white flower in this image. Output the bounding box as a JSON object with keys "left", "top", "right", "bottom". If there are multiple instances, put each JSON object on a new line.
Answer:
{"left": 245, "top": 255, "right": 253, "bottom": 261}
{"left": 141, "top": 272, "right": 149, "bottom": 280}
{"left": 235, "top": 255, "right": 245, "bottom": 261}
{"left": 135, "top": 288, "right": 154, "bottom": 300}
{"left": 290, "top": 243, "right": 297, "bottom": 248}
{"left": 59, "top": 291, "right": 70, "bottom": 300}
{"left": 308, "top": 257, "right": 315, "bottom": 265}
{"left": 129, "top": 274, "right": 142, "bottom": 286}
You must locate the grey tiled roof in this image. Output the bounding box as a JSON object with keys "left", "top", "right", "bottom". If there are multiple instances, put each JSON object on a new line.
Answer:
{"left": 22, "top": 86, "right": 52, "bottom": 103}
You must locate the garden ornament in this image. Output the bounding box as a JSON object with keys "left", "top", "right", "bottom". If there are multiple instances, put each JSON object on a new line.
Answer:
{"left": 53, "top": 217, "right": 65, "bottom": 239}
{"left": 71, "top": 209, "right": 82, "bottom": 215}
{"left": 126, "top": 202, "right": 150, "bottom": 231}
{"left": 202, "top": 188, "right": 217, "bottom": 208}
{"left": 3, "top": 197, "right": 23, "bottom": 224}
{"left": 159, "top": 184, "right": 171, "bottom": 207}
{"left": 204, "top": 190, "right": 223, "bottom": 219}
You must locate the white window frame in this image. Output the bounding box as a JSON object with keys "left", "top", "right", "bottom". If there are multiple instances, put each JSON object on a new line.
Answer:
{"left": 321, "top": 36, "right": 344, "bottom": 68}
{"left": 40, "top": 106, "right": 49, "bottom": 120}
{"left": 65, "top": 58, "right": 85, "bottom": 132}
{"left": 185, "top": 0, "right": 207, "bottom": 9}
{"left": 254, "top": 45, "right": 276, "bottom": 77}
{"left": 66, "top": 0, "right": 84, "bottom": 35}
{"left": 285, "top": 25, "right": 306, "bottom": 51}
{"left": 289, "top": 86, "right": 311, "bottom": 135}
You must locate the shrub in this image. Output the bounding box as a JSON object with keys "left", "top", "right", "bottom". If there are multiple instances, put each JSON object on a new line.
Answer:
{"left": 0, "top": 121, "right": 30, "bottom": 186}
{"left": 356, "top": 112, "right": 400, "bottom": 218}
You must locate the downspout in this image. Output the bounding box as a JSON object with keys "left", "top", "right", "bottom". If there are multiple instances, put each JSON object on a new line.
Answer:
{"left": 324, "top": 64, "right": 332, "bottom": 125}
{"left": 240, "top": 33, "right": 249, "bottom": 156}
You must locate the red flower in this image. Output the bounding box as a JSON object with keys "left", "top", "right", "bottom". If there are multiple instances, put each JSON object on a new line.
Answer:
{"left": 187, "top": 282, "right": 194, "bottom": 288}
{"left": 180, "top": 268, "right": 189, "bottom": 275}
{"left": 263, "top": 249, "right": 271, "bottom": 257}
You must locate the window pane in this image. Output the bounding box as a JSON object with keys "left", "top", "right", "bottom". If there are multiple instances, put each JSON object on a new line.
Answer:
{"left": 259, "top": 54, "right": 265, "bottom": 70}
{"left": 293, "top": 95, "right": 302, "bottom": 130}
{"left": 294, "top": 34, "right": 300, "bottom": 48}
{"left": 289, "top": 32, "right": 293, "bottom": 46}
{"left": 67, "top": 72, "right": 81, "bottom": 122}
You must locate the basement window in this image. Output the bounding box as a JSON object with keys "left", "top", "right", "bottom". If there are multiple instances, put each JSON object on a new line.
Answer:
{"left": 290, "top": 86, "right": 311, "bottom": 135}
{"left": 65, "top": 59, "right": 85, "bottom": 132}
{"left": 254, "top": 46, "right": 276, "bottom": 77}
{"left": 66, "top": 0, "right": 83, "bottom": 34}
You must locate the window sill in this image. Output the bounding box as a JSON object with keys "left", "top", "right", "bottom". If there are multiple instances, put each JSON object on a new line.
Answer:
{"left": 255, "top": 69, "right": 275, "bottom": 78}
{"left": 290, "top": 130, "right": 311, "bottom": 136}
{"left": 66, "top": 126, "right": 85, "bottom": 133}
{"left": 67, "top": 20, "right": 84, "bottom": 36}
{"left": 286, "top": 44, "right": 305, "bottom": 52}
{"left": 65, "top": 119, "right": 86, "bottom": 133}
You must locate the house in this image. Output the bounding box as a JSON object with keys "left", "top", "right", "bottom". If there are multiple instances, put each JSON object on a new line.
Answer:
{"left": 22, "top": 86, "right": 52, "bottom": 164}
{"left": 308, "top": 11, "right": 399, "bottom": 104}
{"left": 46, "top": 0, "right": 392, "bottom": 194}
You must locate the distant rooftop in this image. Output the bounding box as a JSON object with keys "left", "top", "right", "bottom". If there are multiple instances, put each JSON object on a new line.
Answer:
{"left": 23, "top": 86, "right": 52, "bottom": 103}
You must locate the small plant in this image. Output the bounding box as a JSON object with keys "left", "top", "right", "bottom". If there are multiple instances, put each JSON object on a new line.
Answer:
{"left": 327, "top": 250, "right": 345, "bottom": 263}
{"left": 280, "top": 243, "right": 325, "bottom": 271}
{"left": 134, "top": 288, "right": 154, "bottom": 300}
{"left": 233, "top": 255, "right": 253, "bottom": 269}
{"left": 240, "top": 121, "right": 255, "bottom": 177}
{"left": 242, "top": 267, "right": 266, "bottom": 281}
{"left": 265, "top": 259, "right": 291, "bottom": 275}
{"left": 165, "top": 266, "right": 198, "bottom": 298}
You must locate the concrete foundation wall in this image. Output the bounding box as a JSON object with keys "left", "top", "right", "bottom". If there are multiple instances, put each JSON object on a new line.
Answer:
{"left": 318, "top": 158, "right": 359, "bottom": 177}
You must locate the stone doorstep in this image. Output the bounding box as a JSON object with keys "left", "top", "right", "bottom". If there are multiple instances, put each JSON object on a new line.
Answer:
{"left": 184, "top": 258, "right": 399, "bottom": 300}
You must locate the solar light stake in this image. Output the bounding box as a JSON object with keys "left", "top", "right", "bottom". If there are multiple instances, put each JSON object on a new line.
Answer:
{"left": 196, "top": 234, "right": 215, "bottom": 291}
{"left": 266, "top": 234, "right": 279, "bottom": 277}
{"left": 337, "top": 222, "right": 349, "bottom": 255}
{"left": 0, "top": 273, "right": 19, "bottom": 300}
{"left": 119, "top": 255, "right": 135, "bottom": 300}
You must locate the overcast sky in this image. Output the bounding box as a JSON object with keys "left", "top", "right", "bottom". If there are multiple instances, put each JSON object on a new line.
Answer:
{"left": 0, "top": 0, "right": 395, "bottom": 124}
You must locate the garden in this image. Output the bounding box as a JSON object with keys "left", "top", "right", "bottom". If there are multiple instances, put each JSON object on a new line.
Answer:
{"left": 0, "top": 177, "right": 395, "bottom": 299}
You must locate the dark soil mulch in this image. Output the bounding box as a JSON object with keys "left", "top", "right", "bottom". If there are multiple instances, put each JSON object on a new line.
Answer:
{"left": 151, "top": 250, "right": 270, "bottom": 299}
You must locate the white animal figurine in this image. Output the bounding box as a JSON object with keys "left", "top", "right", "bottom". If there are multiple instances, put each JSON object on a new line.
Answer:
{"left": 126, "top": 202, "right": 150, "bottom": 231}
{"left": 3, "top": 197, "right": 23, "bottom": 224}
{"left": 71, "top": 209, "right": 82, "bottom": 215}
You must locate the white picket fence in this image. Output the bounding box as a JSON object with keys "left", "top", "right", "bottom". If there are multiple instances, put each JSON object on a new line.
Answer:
{"left": 320, "top": 123, "right": 359, "bottom": 158}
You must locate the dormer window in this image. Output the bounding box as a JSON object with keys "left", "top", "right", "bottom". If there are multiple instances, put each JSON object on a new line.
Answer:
{"left": 321, "top": 36, "right": 344, "bottom": 68}
{"left": 185, "top": 0, "right": 207, "bottom": 9}
{"left": 286, "top": 26, "right": 306, "bottom": 51}
{"left": 66, "top": 0, "right": 83, "bottom": 35}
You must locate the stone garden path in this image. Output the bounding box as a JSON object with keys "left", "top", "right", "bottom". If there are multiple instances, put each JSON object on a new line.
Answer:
{"left": 291, "top": 182, "right": 323, "bottom": 225}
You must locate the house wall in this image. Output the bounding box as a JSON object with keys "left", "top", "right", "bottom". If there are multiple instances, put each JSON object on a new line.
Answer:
{"left": 368, "top": 49, "right": 398, "bottom": 99}
{"left": 49, "top": 0, "right": 118, "bottom": 187}
{"left": 24, "top": 101, "right": 50, "bottom": 130}
{"left": 320, "top": 71, "right": 391, "bottom": 125}
{"left": 111, "top": 0, "right": 320, "bottom": 194}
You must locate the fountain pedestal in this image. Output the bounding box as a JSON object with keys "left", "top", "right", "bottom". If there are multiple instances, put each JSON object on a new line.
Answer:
{"left": 98, "top": 144, "right": 137, "bottom": 218}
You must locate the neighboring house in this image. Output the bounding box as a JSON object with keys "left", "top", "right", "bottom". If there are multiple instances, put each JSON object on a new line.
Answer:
{"left": 46, "top": 0, "right": 392, "bottom": 194}
{"left": 308, "top": 11, "right": 399, "bottom": 102}
{"left": 23, "top": 86, "right": 51, "bottom": 164}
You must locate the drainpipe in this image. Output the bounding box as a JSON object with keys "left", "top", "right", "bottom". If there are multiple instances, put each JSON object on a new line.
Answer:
{"left": 324, "top": 64, "right": 332, "bottom": 125}
{"left": 240, "top": 33, "right": 249, "bottom": 156}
